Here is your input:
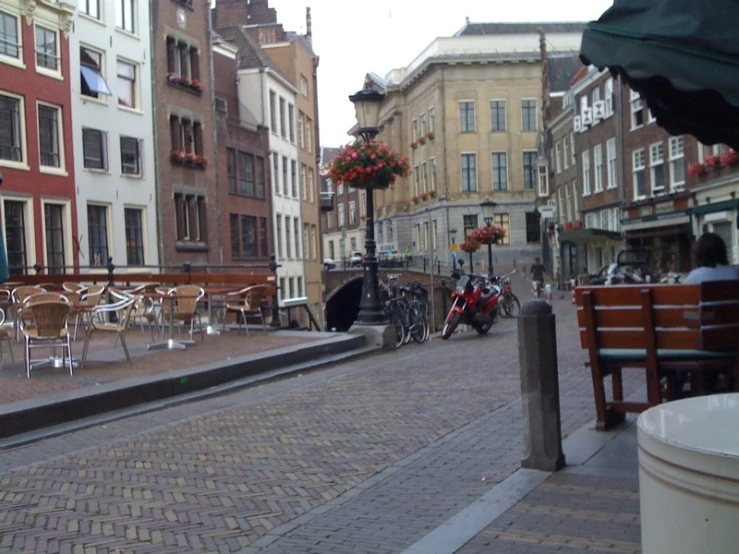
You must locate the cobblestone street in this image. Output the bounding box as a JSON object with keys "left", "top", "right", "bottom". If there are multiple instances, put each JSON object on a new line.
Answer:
{"left": 0, "top": 298, "right": 643, "bottom": 553}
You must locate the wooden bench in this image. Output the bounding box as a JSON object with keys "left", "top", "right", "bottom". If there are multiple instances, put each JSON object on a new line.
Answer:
{"left": 576, "top": 280, "right": 739, "bottom": 430}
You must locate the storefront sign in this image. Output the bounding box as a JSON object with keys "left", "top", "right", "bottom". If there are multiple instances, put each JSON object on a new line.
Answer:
{"left": 622, "top": 211, "right": 690, "bottom": 232}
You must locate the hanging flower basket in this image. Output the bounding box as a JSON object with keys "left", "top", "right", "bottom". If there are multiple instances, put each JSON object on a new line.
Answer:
{"left": 688, "top": 162, "right": 707, "bottom": 176}
{"left": 459, "top": 238, "right": 481, "bottom": 254}
{"left": 470, "top": 225, "right": 506, "bottom": 245}
{"left": 328, "top": 140, "right": 410, "bottom": 190}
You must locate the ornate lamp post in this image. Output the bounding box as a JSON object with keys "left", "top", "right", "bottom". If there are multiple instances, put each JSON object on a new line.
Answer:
{"left": 349, "top": 83, "right": 386, "bottom": 324}
{"left": 480, "top": 199, "right": 497, "bottom": 275}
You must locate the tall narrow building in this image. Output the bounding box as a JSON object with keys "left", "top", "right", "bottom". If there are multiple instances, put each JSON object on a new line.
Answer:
{"left": 71, "top": 0, "right": 158, "bottom": 271}
{"left": 150, "top": 0, "right": 219, "bottom": 266}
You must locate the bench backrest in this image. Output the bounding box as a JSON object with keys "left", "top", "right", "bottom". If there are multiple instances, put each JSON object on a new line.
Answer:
{"left": 576, "top": 280, "right": 739, "bottom": 352}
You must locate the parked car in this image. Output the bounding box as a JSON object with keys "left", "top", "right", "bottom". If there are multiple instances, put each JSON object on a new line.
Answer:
{"left": 588, "top": 248, "right": 654, "bottom": 285}
{"left": 349, "top": 251, "right": 364, "bottom": 267}
{"left": 379, "top": 249, "right": 404, "bottom": 268}
{"left": 323, "top": 258, "right": 337, "bottom": 270}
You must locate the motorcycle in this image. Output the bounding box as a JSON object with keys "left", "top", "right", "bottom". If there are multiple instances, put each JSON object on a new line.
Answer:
{"left": 441, "top": 260, "right": 501, "bottom": 340}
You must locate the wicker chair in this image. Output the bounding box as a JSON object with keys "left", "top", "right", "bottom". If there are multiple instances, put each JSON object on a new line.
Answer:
{"left": 62, "top": 282, "right": 85, "bottom": 293}
{"left": 19, "top": 300, "right": 72, "bottom": 378}
{"left": 0, "top": 307, "right": 14, "bottom": 369}
{"left": 12, "top": 286, "right": 46, "bottom": 339}
{"left": 79, "top": 295, "right": 140, "bottom": 369}
{"left": 222, "top": 285, "right": 268, "bottom": 334}
{"left": 168, "top": 285, "right": 205, "bottom": 341}
{"left": 109, "top": 286, "right": 160, "bottom": 341}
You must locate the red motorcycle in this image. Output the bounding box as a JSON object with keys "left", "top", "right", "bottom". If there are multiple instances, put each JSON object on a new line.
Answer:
{"left": 441, "top": 263, "right": 502, "bottom": 340}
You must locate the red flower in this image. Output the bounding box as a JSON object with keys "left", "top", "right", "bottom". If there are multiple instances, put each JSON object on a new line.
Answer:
{"left": 327, "top": 139, "right": 410, "bottom": 186}
{"left": 721, "top": 150, "right": 738, "bottom": 165}
{"left": 704, "top": 154, "right": 721, "bottom": 167}
{"left": 688, "top": 162, "right": 707, "bottom": 176}
{"left": 459, "top": 238, "right": 481, "bottom": 253}
{"left": 470, "top": 225, "right": 507, "bottom": 245}
{"left": 419, "top": 192, "right": 428, "bottom": 201}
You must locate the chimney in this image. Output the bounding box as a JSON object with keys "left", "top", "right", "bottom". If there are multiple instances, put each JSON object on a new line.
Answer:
{"left": 306, "top": 6, "right": 312, "bottom": 44}
{"left": 213, "top": 0, "right": 250, "bottom": 29}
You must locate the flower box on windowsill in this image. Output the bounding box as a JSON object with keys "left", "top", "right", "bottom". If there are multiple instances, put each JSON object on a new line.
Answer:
{"left": 170, "top": 151, "right": 208, "bottom": 170}
{"left": 166, "top": 73, "right": 203, "bottom": 95}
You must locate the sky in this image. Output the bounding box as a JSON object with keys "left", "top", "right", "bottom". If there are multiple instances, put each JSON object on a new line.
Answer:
{"left": 216, "top": 0, "right": 614, "bottom": 148}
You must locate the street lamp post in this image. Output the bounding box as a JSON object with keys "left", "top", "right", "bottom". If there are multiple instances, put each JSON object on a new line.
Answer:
{"left": 349, "top": 84, "right": 386, "bottom": 324}
{"left": 480, "top": 199, "right": 497, "bottom": 275}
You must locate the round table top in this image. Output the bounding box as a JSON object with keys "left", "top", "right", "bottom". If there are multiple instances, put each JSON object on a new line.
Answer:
{"left": 638, "top": 393, "right": 739, "bottom": 458}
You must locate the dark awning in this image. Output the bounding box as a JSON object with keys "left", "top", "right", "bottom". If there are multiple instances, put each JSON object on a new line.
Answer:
{"left": 580, "top": 0, "right": 739, "bottom": 149}
{"left": 560, "top": 228, "right": 622, "bottom": 244}
{"left": 688, "top": 198, "right": 739, "bottom": 216}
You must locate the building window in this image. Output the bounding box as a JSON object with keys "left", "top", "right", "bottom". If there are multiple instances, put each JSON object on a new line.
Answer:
{"left": 463, "top": 214, "right": 478, "bottom": 238}
{"left": 120, "top": 136, "right": 141, "bottom": 176}
{"left": 288, "top": 104, "right": 295, "bottom": 143}
{"left": 582, "top": 150, "right": 591, "bottom": 196}
{"left": 494, "top": 214, "right": 511, "bottom": 245}
{"left": 35, "top": 25, "right": 58, "bottom": 71}
{"left": 279, "top": 97, "right": 286, "bottom": 138}
{"left": 420, "top": 113, "right": 427, "bottom": 136}
{"left": 630, "top": 89, "right": 644, "bottom": 129}
{"left": 255, "top": 156, "right": 265, "bottom": 198}
{"left": 349, "top": 201, "right": 357, "bottom": 225}
{"left": 422, "top": 162, "right": 428, "bottom": 193}
{"left": 169, "top": 116, "right": 204, "bottom": 158}
{"left": 82, "top": 128, "right": 107, "bottom": 170}
{"left": 305, "top": 117, "right": 313, "bottom": 153}
{"left": 649, "top": 142, "right": 665, "bottom": 195}
{"left": 275, "top": 215, "right": 282, "bottom": 257}
{"left": 490, "top": 100, "right": 506, "bottom": 132}
{"left": 166, "top": 37, "right": 200, "bottom": 82}
{"left": 87, "top": 204, "right": 109, "bottom": 267}
{"left": 537, "top": 166, "right": 548, "bottom": 197}
{"left": 0, "top": 94, "right": 23, "bottom": 163}
{"left": 461, "top": 153, "right": 477, "bottom": 192}
{"left": 300, "top": 164, "right": 307, "bottom": 200}
{"left": 572, "top": 181, "right": 580, "bottom": 220}
{"left": 259, "top": 217, "right": 268, "bottom": 258}
{"left": 593, "top": 144, "right": 604, "bottom": 193}
{"left": 300, "top": 75, "right": 309, "bottom": 96}
{"left": 298, "top": 112, "right": 304, "bottom": 148}
{"left": 242, "top": 215, "right": 258, "bottom": 258}
{"left": 44, "top": 203, "right": 65, "bottom": 274}
{"left": 4, "top": 200, "right": 27, "bottom": 273}
{"left": 555, "top": 142, "right": 562, "bottom": 174}
{"left": 79, "top": 0, "right": 100, "bottom": 19}
{"left": 281, "top": 156, "right": 288, "bottom": 195}
{"left": 308, "top": 168, "right": 315, "bottom": 202}
{"left": 338, "top": 203, "right": 345, "bottom": 227}
{"left": 38, "top": 104, "right": 61, "bottom": 168}
{"left": 293, "top": 218, "right": 300, "bottom": 259}
{"left": 0, "top": 12, "right": 20, "bottom": 59}
{"left": 412, "top": 119, "right": 418, "bottom": 142}
{"left": 272, "top": 153, "right": 279, "bottom": 193}
{"left": 526, "top": 212, "right": 540, "bottom": 244}
{"left": 124, "top": 207, "right": 144, "bottom": 265}
{"left": 570, "top": 132, "right": 576, "bottom": 165}
{"left": 226, "top": 148, "right": 236, "bottom": 192}
{"left": 668, "top": 136, "right": 685, "bottom": 190}
{"left": 429, "top": 107, "right": 435, "bottom": 133}
{"left": 116, "top": 0, "right": 135, "bottom": 33}
{"left": 174, "top": 193, "right": 206, "bottom": 242}
{"left": 413, "top": 166, "right": 419, "bottom": 196}
{"left": 522, "top": 99, "right": 537, "bottom": 131}
{"left": 459, "top": 101, "right": 475, "bottom": 133}
{"left": 523, "top": 151, "right": 537, "bottom": 190}
{"left": 431, "top": 158, "right": 437, "bottom": 190}
{"left": 80, "top": 46, "right": 112, "bottom": 99}
{"left": 606, "top": 138, "right": 617, "bottom": 189}
{"left": 492, "top": 152, "right": 507, "bottom": 191}
{"left": 605, "top": 78, "right": 614, "bottom": 116}
{"left": 563, "top": 137, "right": 569, "bottom": 170}
{"left": 116, "top": 60, "right": 137, "bottom": 108}
{"left": 285, "top": 216, "right": 292, "bottom": 258}
{"left": 237, "top": 151, "right": 255, "bottom": 196}
{"left": 633, "top": 148, "right": 646, "bottom": 199}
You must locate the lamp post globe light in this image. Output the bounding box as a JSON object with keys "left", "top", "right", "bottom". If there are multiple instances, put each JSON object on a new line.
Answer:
{"left": 349, "top": 83, "right": 387, "bottom": 324}
{"left": 480, "top": 199, "right": 497, "bottom": 275}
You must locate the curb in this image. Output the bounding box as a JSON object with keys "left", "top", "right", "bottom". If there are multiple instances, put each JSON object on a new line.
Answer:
{"left": 0, "top": 333, "right": 368, "bottom": 442}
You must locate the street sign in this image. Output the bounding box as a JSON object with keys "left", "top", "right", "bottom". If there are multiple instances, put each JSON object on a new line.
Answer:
{"left": 449, "top": 243, "right": 458, "bottom": 251}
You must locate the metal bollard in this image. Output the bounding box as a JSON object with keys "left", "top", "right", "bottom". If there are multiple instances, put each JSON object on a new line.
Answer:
{"left": 518, "top": 301, "right": 565, "bottom": 471}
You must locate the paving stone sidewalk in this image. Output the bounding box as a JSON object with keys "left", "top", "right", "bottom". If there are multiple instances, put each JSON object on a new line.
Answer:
{"left": 0, "top": 297, "right": 643, "bottom": 553}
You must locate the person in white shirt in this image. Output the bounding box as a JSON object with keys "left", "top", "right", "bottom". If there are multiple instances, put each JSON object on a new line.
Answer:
{"left": 683, "top": 232, "right": 739, "bottom": 284}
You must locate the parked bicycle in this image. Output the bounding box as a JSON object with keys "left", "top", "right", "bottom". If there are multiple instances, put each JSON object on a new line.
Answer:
{"left": 491, "top": 271, "right": 520, "bottom": 318}
{"left": 380, "top": 279, "right": 430, "bottom": 347}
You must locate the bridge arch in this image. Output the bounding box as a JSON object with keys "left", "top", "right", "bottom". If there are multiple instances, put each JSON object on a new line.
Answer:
{"left": 325, "top": 277, "right": 363, "bottom": 332}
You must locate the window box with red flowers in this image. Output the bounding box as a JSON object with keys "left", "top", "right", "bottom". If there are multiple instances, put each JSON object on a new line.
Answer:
{"left": 721, "top": 150, "right": 738, "bottom": 166}
{"left": 425, "top": 131, "right": 435, "bottom": 141}
{"left": 327, "top": 140, "right": 410, "bottom": 190}
{"left": 688, "top": 162, "right": 707, "bottom": 177}
{"left": 412, "top": 195, "right": 420, "bottom": 204}
{"left": 419, "top": 192, "right": 428, "bottom": 201}
{"left": 410, "top": 141, "right": 418, "bottom": 150}
{"left": 429, "top": 190, "right": 437, "bottom": 199}
{"left": 418, "top": 137, "right": 426, "bottom": 145}
{"left": 170, "top": 149, "right": 208, "bottom": 170}
{"left": 704, "top": 154, "right": 722, "bottom": 169}
{"left": 166, "top": 72, "right": 203, "bottom": 94}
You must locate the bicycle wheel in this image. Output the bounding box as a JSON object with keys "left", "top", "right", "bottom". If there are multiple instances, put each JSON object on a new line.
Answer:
{"left": 504, "top": 294, "right": 521, "bottom": 317}
{"left": 388, "top": 312, "right": 406, "bottom": 348}
{"left": 407, "top": 307, "right": 426, "bottom": 344}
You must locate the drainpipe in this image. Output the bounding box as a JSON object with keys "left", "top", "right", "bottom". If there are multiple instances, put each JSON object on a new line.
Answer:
{"left": 441, "top": 67, "right": 450, "bottom": 260}
{"left": 208, "top": 9, "right": 224, "bottom": 265}
{"left": 149, "top": 0, "right": 165, "bottom": 267}
{"left": 617, "top": 76, "right": 626, "bottom": 253}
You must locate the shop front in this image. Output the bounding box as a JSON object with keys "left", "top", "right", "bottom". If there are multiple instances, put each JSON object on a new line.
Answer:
{"left": 622, "top": 210, "right": 693, "bottom": 274}
{"left": 558, "top": 222, "right": 622, "bottom": 284}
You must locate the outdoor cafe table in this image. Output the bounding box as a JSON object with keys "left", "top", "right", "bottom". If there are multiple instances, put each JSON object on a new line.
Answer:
{"left": 201, "top": 286, "right": 244, "bottom": 335}
{"left": 147, "top": 291, "right": 201, "bottom": 351}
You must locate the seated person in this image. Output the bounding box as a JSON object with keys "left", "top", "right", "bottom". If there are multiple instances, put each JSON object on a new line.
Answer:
{"left": 683, "top": 232, "right": 739, "bottom": 284}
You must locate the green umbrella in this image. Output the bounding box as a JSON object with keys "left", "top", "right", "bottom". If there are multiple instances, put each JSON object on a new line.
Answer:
{"left": 580, "top": 0, "right": 739, "bottom": 148}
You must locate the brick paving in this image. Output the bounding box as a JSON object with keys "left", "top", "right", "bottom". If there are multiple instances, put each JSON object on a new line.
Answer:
{"left": 0, "top": 329, "right": 317, "bottom": 405}
{"left": 0, "top": 295, "right": 644, "bottom": 553}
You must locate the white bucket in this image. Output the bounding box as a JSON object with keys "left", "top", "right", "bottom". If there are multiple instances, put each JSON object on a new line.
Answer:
{"left": 638, "top": 394, "right": 739, "bottom": 554}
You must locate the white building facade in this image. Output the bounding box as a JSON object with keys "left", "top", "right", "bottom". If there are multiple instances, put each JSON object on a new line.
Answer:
{"left": 70, "top": 0, "right": 158, "bottom": 271}
{"left": 237, "top": 67, "right": 304, "bottom": 304}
